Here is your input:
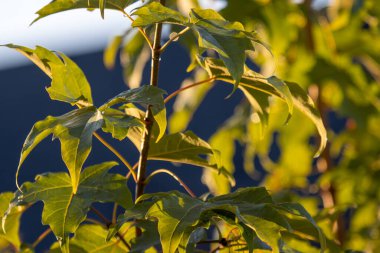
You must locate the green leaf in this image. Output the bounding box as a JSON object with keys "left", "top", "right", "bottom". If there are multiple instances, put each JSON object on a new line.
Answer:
{"left": 101, "top": 108, "right": 143, "bottom": 140}
{"left": 117, "top": 188, "right": 324, "bottom": 253}
{"left": 2, "top": 44, "right": 61, "bottom": 77}
{"left": 47, "top": 53, "right": 93, "bottom": 105}
{"left": 0, "top": 192, "right": 24, "bottom": 249}
{"left": 131, "top": 2, "right": 188, "bottom": 27}
{"left": 100, "top": 0, "right": 106, "bottom": 19}
{"left": 50, "top": 224, "right": 129, "bottom": 253}
{"left": 18, "top": 107, "right": 103, "bottom": 193}
{"left": 4, "top": 44, "right": 93, "bottom": 105}
{"left": 101, "top": 85, "right": 167, "bottom": 141}
{"left": 190, "top": 8, "right": 256, "bottom": 86}
{"left": 50, "top": 222, "right": 157, "bottom": 253}
{"left": 199, "top": 57, "right": 326, "bottom": 157}
{"left": 128, "top": 220, "right": 161, "bottom": 253}
{"left": 148, "top": 131, "right": 235, "bottom": 186}
{"left": 145, "top": 193, "right": 207, "bottom": 253}
{"left": 10, "top": 162, "right": 131, "bottom": 250}
{"left": 33, "top": 0, "right": 134, "bottom": 23}
{"left": 130, "top": 3, "right": 261, "bottom": 86}
{"left": 277, "top": 203, "right": 326, "bottom": 252}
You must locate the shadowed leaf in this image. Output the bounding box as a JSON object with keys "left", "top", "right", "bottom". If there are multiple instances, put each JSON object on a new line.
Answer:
{"left": 8, "top": 162, "right": 131, "bottom": 251}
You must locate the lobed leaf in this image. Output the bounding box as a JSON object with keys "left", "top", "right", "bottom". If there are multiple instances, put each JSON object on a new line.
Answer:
{"left": 101, "top": 108, "right": 143, "bottom": 140}
{"left": 190, "top": 8, "right": 256, "bottom": 88}
{"left": 199, "top": 57, "right": 327, "bottom": 157}
{"left": 117, "top": 188, "right": 325, "bottom": 253}
{"left": 131, "top": 3, "right": 262, "bottom": 86}
{"left": 4, "top": 44, "right": 93, "bottom": 105}
{"left": 18, "top": 107, "right": 103, "bottom": 193}
{"left": 101, "top": 85, "right": 167, "bottom": 141}
{"left": 147, "top": 131, "right": 235, "bottom": 186}
{"left": 9, "top": 162, "right": 131, "bottom": 251}
{"left": 33, "top": 0, "right": 135, "bottom": 23}
{"left": 47, "top": 53, "right": 93, "bottom": 105}
{"left": 0, "top": 192, "right": 24, "bottom": 249}
{"left": 132, "top": 2, "right": 188, "bottom": 27}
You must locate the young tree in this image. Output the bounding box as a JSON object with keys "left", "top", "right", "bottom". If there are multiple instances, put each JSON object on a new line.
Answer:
{"left": 1, "top": 0, "right": 378, "bottom": 252}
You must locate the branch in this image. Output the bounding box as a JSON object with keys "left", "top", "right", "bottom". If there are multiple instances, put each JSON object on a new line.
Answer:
{"left": 164, "top": 77, "right": 216, "bottom": 104}
{"left": 160, "top": 27, "right": 191, "bottom": 52}
{"left": 121, "top": 10, "right": 153, "bottom": 49}
{"left": 145, "top": 168, "right": 197, "bottom": 198}
{"left": 135, "top": 0, "right": 166, "bottom": 200}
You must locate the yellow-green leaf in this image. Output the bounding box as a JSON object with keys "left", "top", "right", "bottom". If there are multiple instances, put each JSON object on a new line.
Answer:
{"left": 18, "top": 107, "right": 103, "bottom": 193}
{"left": 9, "top": 162, "right": 131, "bottom": 251}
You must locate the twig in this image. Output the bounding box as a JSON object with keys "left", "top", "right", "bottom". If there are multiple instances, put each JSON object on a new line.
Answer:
{"left": 121, "top": 10, "right": 153, "bottom": 49}
{"left": 160, "top": 27, "right": 191, "bottom": 52}
{"left": 93, "top": 132, "right": 137, "bottom": 182}
{"left": 112, "top": 203, "right": 118, "bottom": 224}
{"left": 135, "top": 0, "right": 166, "bottom": 200}
{"left": 126, "top": 162, "right": 139, "bottom": 181}
{"left": 32, "top": 228, "right": 52, "bottom": 248}
{"left": 164, "top": 77, "right": 216, "bottom": 104}
{"left": 145, "top": 168, "right": 197, "bottom": 198}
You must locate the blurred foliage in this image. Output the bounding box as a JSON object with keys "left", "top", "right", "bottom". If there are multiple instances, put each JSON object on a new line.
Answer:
{"left": 161, "top": 0, "right": 380, "bottom": 251}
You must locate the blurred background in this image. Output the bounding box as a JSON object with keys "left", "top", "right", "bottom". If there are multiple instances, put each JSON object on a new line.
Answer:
{"left": 1, "top": 0, "right": 380, "bottom": 252}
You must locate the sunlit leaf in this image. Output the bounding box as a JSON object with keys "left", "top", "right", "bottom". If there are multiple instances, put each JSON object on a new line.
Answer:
{"left": 0, "top": 193, "right": 24, "bottom": 249}
{"left": 33, "top": 0, "right": 134, "bottom": 23}
{"left": 3, "top": 44, "right": 61, "bottom": 77}
{"left": 9, "top": 162, "right": 131, "bottom": 251}
{"left": 47, "top": 53, "right": 93, "bottom": 105}
{"left": 199, "top": 57, "right": 326, "bottom": 157}
{"left": 117, "top": 188, "right": 324, "bottom": 253}
{"left": 132, "top": 2, "right": 188, "bottom": 27}
{"left": 101, "top": 85, "right": 167, "bottom": 140}
{"left": 18, "top": 107, "right": 103, "bottom": 193}
{"left": 4, "top": 44, "right": 93, "bottom": 105}
{"left": 148, "top": 131, "right": 235, "bottom": 185}
{"left": 190, "top": 8, "right": 257, "bottom": 87}
{"left": 131, "top": 3, "right": 261, "bottom": 86}
{"left": 101, "top": 108, "right": 143, "bottom": 140}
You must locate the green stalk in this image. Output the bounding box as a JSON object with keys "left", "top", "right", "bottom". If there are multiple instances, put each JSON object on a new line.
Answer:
{"left": 135, "top": 0, "right": 166, "bottom": 200}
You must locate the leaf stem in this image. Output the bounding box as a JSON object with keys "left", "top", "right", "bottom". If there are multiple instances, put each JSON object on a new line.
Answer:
{"left": 112, "top": 203, "right": 118, "bottom": 224}
{"left": 135, "top": 0, "right": 166, "bottom": 201}
{"left": 93, "top": 132, "right": 137, "bottom": 182}
{"left": 90, "top": 207, "right": 131, "bottom": 250}
{"left": 160, "top": 26, "right": 191, "bottom": 53}
{"left": 32, "top": 228, "right": 52, "bottom": 248}
{"left": 90, "top": 207, "right": 112, "bottom": 226}
{"left": 126, "top": 162, "right": 139, "bottom": 181}
{"left": 164, "top": 77, "right": 216, "bottom": 104}
{"left": 145, "top": 168, "right": 196, "bottom": 198}
{"left": 121, "top": 9, "right": 153, "bottom": 49}
{"left": 86, "top": 218, "right": 105, "bottom": 226}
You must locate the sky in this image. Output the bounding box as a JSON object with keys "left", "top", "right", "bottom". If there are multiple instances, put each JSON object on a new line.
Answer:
{"left": 0, "top": 0, "right": 133, "bottom": 69}
{"left": 0, "top": 0, "right": 329, "bottom": 70}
